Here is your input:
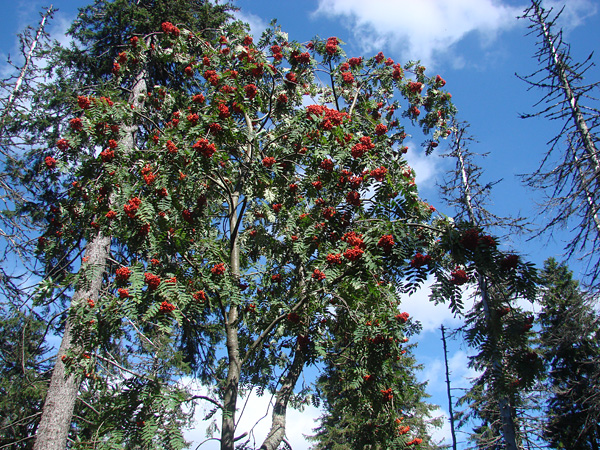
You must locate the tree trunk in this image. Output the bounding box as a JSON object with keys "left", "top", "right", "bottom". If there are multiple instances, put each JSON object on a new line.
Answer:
{"left": 530, "top": 0, "right": 600, "bottom": 241}
{"left": 532, "top": 1, "right": 600, "bottom": 174}
{"left": 441, "top": 325, "right": 458, "bottom": 450}
{"left": 455, "top": 134, "right": 520, "bottom": 450}
{"left": 260, "top": 341, "right": 306, "bottom": 450}
{"left": 479, "top": 276, "right": 519, "bottom": 450}
{"left": 33, "top": 66, "right": 146, "bottom": 450}
{"left": 221, "top": 191, "right": 242, "bottom": 450}
{"left": 33, "top": 232, "right": 111, "bottom": 450}
{"left": 221, "top": 314, "right": 241, "bottom": 450}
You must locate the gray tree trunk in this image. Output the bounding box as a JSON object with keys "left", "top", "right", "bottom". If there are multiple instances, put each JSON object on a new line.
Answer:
{"left": 221, "top": 191, "right": 242, "bottom": 450}
{"left": 260, "top": 342, "right": 305, "bottom": 450}
{"left": 33, "top": 232, "right": 110, "bottom": 450}
{"left": 33, "top": 67, "right": 146, "bottom": 450}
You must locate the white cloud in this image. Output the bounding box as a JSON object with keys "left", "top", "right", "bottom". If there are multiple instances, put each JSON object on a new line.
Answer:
{"left": 400, "top": 277, "right": 474, "bottom": 333}
{"left": 404, "top": 142, "right": 444, "bottom": 190}
{"left": 313, "top": 0, "right": 525, "bottom": 66}
{"left": 1, "top": 6, "right": 75, "bottom": 80}
{"left": 234, "top": 10, "right": 269, "bottom": 39}
{"left": 49, "top": 13, "right": 76, "bottom": 49}
{"left": 429, "top": 407, "right": 452, "bottom": 446}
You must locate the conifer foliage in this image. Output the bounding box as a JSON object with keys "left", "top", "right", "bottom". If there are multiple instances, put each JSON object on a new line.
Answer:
{"left": 439, "top": 122, "right": 539, "bottom": 449}
{"left": 538, "top": 259, "right": 600, "bottom": 449}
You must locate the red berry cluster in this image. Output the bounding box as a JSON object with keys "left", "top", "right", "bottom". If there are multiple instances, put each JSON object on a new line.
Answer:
{"left": 312, "top": 269, "right": 326, "bottom": 281}
{"left": 192, "top": 139, "right": 216, "bottom": 158}
{"left": 395, "top": 312, "right": 409, "bottom": 323}
{"left": 193, "top": 290, "right": 207, "bottom": 301}
{"left": 341, "top": 231, "right": 365, "bottom": 248}
{"left": 501, "top": 254, "right": 519, "bottom": 270}
{"left": 123, "top": 197, "right": 142, "bottom": 218}
{"left": 381, "top": 388, "right": 393, "bottom": 402}
{"left": 141, "top": 165, "right": 155, "bottom": 185}
{"left": 159, "top": 301, "right": 175, "bottom": 313}
{"left": 410, "top": 253, "right": 431, "bottom": 268}
{"left": 325, "top": 36, "right": 339, "bottom": 55}
{"left": 344, "top": 246, "right": 364, "bottom": 261}
{"left": 211, "top": 263, "right": 226, "bottom": 276}
{"left": 115, "top": 266, "right": 132, "bottom": 282}
{"left": 326, "top": 253, "right": 342, "bottom": 265}
{"left": 161, "top": 21, "right": 180, "bottom": 37}
{"left": 45, "top": 156, "right": 57, "bottom": 169}
{"left": 377, "top": 234, "right": 395, "bottom": 253}
{"left": 262, "top": 157, "right": 276, "bottom": 168}
{"left": 350, "top": 136, "right": 375, "bottom": 159}
{"left": 450, "top": 269, "right": 469, "bottom": 285}
{"left": 144, "top": 273, "right": 161, "bottom": 290}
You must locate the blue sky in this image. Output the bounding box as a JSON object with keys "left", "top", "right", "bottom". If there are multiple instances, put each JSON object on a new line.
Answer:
{"left": 2, "top": 0, "right": 599, "bottom": 448}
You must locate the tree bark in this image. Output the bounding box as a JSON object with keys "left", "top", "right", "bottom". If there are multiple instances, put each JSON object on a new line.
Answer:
{"left": 532, "top": 1, "right": 600, "bottom": 174}
{"left": 221, "top": 191, "right": 242, "bottom": 450}
{"left": 260, "top": 341, "right": 306, "bottom": 450}
{"left": 441, "top": 325, "right": 458, "bottom": 450}
{"left": 33, "top": 232, "right": 110, "bottom": 450}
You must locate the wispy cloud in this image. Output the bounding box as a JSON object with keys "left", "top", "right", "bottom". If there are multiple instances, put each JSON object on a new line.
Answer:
{"left": 404, "top": 142, "right": 447, "bottom": 191}
{"left": 234, "top": 10, "right": 269, "bottom": 38}
{"left": 429, "top": 407, "right": 452, "bottom": 446}
{"left": 543, "top": 0, "right": 598, "bottom": 30}
{"left": 312, "top": 0, "right": 526, "bottom": 66}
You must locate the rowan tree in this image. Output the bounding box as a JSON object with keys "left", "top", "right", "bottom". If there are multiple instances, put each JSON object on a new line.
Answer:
{"left": 27, "top": 9, "right": 543, "bottom": 450}
{"left": 33, "top": 15, "right": 462, "bottom": 449}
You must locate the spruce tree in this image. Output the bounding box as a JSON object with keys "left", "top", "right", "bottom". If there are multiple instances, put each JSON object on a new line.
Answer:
{"left": 538, "top": 258, "right": 600, "bottom": 449}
